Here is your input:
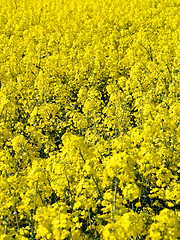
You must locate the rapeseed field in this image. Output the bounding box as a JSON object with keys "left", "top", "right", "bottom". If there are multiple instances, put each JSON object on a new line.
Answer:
{"left": 0, "top": 0, "right": 180, "bottom": 239}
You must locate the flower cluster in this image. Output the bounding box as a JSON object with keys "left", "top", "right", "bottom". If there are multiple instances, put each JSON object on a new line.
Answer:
{"left": 0, "top": 0, "right": 180, "bottom": 239}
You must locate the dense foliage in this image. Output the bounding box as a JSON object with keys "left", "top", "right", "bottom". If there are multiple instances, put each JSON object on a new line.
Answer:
{"left": 0, "top": 0, "right": 180, "bottom": 239}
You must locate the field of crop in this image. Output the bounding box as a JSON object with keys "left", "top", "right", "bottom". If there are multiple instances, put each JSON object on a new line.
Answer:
{"left": 0, "top": 0, "right": 180, "bottom": 239}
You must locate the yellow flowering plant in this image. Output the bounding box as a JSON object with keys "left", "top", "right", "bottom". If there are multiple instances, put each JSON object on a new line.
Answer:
{"left": 0, "top": 0, "right": 180, "bottom": 239}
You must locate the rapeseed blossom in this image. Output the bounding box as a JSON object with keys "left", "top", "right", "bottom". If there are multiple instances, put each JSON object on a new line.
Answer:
{"left": 0, "top": 0, "right": 180, "bottom": 239}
